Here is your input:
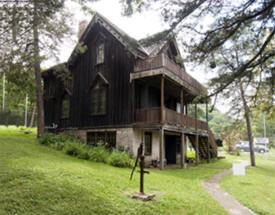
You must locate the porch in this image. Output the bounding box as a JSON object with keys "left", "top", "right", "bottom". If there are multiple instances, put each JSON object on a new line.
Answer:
{"left": 130, "top": 53, "right": 218, "bottom": 169}
{"left": 135, "top": 107, "right": 208, "bottom": 133}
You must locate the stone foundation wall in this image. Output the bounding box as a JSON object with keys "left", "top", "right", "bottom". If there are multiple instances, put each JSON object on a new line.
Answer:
{"left": 61, "top": 127, "right": 162, "bottom": 167}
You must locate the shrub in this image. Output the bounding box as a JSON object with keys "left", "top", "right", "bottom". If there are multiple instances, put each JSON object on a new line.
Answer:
{"left": 40, "top": 133, "right": 74, "bottom": 146}
{"left": 63, "top": 141, "right": 86, "bottom": 158}
{"left": 107, "top": 150, "right": 134, "bottom": 168}
{"left": 39, "top": 133, "right": 57, "bottom": 146}
{"left": 50, "top": 141, "right": 66, "bottom": 151}
{"left": 88, "top": 146, "right": 110, "bottom": 163}
{"left": 39, "top": 133, "right": 135, "bottom": 168}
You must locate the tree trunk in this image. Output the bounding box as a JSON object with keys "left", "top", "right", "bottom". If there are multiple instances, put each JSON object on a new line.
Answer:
{"left": 2, "top": 72, "right": 5, "bottom": 110}
{"left": 29, "top": 105, "right": 36, "bottom": 128}
{"left": 24, "top": 94, "right": 28, "bottom": 127}
{"left": 239, "top": 79, "right": 255, "bottom": 166}
{"left": 33, "top": 0, "right": 44, "bottom": 137}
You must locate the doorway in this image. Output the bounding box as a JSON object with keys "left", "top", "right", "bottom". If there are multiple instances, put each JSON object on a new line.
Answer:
{"left": 165, "top": 135, "right": 177, "bottom": 164}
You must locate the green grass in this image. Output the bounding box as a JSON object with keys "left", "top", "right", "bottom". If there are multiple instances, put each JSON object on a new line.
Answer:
{"left": 0, "top": 126, "right": 233, "bottom": 215}
{"left": 221, "top": 151, "right": 275, "bottom": 215}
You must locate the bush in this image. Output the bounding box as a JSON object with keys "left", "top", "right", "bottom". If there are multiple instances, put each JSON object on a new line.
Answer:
{"left": 107, "top": 150, "right": 134, "bottom": 168}
{"left": 88, "top": 146, "right": 110, "bottom": 163}
{"left": 39, "top": 133, "right": 57, "bottom": 146}
{"left": 39, "top": 133, "right": 135, "bottom": 168}
{"left": 63, "top": 142, "right": 87, "bottom": 158}
{"left": 40, "top": 133, "right": 74, "bottom": 146}
{"left": 50, "top": 141, "right": 66, "bottom": 151}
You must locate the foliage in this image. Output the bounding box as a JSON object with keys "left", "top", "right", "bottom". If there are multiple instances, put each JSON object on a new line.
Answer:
{"left": 88, "top": 146, "right": 110, "bottom": 163}
{"left": 0, "top": 0, "right": 75, "bottom": 136}
{"left": 0, "top": 110, "right": 24, "bottom": 126}
{"left": 1, "top": 126, "right": 234, "bottom": 215}
{"left": 107, "top": 150, "right": 134, "bottom": 168}
{"left": 121, "top": 0, "right": 275, "bottom": 111}
{"left": 39, "top": 132, "right": 74, "bottom": 146}
{"left": 39, "top": 132, "right": 134, "bottom": 168}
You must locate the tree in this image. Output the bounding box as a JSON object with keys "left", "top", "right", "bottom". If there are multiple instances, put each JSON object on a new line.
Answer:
{"left": 121, "top": 0, "right": 275, "bottom": 106}
{"left": 0, "top": 0, "right": 73, "bottom": 136}
{"left": 208, "top": 25, "right": 273, "bottom": 166}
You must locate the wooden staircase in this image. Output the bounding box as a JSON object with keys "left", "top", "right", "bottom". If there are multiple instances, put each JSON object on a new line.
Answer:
{"left": 187, "top": 126, "right": 218, "bottom": 160}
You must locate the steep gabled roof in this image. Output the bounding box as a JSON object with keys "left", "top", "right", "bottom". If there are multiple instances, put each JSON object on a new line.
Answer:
{"left": 68, "top": 13, "right": 149, "bottom": 64}
{"left": 44, "top": 13, "right": 183, "bottom": 72}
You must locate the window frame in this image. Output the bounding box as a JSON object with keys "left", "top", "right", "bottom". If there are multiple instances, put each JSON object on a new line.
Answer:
{"left": 144, "top": 132, "right": 152, "bottom": 156}
{"left": 90, "top": 86, "right": 107, "bottom": 116}
{"left": 87, "top": 131, "right": 116, "bottom": 148}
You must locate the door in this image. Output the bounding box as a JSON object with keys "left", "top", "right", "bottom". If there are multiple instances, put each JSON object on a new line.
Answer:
{"left": 165, "top": 135, "right": 177, "bottom": 164}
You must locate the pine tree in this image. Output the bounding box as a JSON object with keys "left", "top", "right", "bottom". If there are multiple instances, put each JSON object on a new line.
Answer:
{"left": 0, "top": 0, "right": 72, "bottom": 137}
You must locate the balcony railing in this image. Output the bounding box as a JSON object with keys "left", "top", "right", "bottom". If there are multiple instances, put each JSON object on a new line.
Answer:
{"left": 134, "top": 54, "right": 205, "bottom": 94}
{"left": 135, "top": 107, "right": 161, "bottom": 124}
{"left": 135, "top": 107, "right": 208, "bottom": 131}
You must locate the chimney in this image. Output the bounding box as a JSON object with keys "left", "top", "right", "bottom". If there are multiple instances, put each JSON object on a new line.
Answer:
{"left": 78, "top": 20, "right": 89, "bottom": 40}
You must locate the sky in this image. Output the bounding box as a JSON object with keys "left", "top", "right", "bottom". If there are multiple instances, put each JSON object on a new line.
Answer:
{"left": 46, "top": 0, "right": 229, "bottom": 112}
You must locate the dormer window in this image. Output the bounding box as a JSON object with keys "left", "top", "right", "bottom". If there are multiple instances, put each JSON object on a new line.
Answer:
{"left": 96, "top": 42, "right": 104, "bottom": 65}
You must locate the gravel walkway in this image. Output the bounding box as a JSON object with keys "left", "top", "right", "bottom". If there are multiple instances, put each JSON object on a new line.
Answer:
{"left": 203, "top": 161, "right": 256, "bottom": 215}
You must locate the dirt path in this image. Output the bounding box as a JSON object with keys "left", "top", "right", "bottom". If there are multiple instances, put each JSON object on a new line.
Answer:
{"left": 203, "top": 161, "right": 255, "bottom": 215}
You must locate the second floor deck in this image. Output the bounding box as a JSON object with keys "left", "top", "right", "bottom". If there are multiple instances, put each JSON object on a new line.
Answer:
{"left": 132, "top": 54, "right": 206, "bottom": 96}
{"left": 135, "top": 107, "right": 208, "bottom": 133}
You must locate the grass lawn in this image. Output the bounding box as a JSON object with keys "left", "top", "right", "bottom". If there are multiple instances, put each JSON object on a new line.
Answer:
{"left": 221, "top": 151, "right": 275, "bottom": 215}
{"left": 0, "top": 126, "right": 233, "bottom": 215}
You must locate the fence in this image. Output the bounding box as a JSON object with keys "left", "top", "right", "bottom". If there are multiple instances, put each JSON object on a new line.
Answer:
{"left": 0, "top": 109, "right": 37, "bottom": 127}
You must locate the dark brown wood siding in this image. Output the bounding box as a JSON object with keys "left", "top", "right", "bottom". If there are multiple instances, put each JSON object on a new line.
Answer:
{"left": 44, "top": 23, "right": 135, "bottom": 129}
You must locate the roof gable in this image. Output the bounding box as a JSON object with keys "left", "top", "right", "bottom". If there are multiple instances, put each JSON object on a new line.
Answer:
{"left": 68, "top": 13, "right": 148, "bottom": 65}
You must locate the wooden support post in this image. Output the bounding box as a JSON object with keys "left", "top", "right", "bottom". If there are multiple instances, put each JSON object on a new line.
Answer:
{"left": 184, "top": 135, "right": 187, "bottom": 159}
{"left": 206, "top": 102, "right": 210, "bottom": 162}
{"left": 180, "top": 88, "right": 184, "bottom": 125}
{"left": 160, "top": 75, "right": 164, "bottom": 124}
{"left": 195, "top": 103, "right": 199, "bottom": 165}
{"left": 181, "top": 132, "right": 186, "bottom": 168}
{"left": 180, "top": 88, "right": 186, "bottom": 168}
{"left": 132, "top": 80, "right": 135, "bottom": 122}
{"left": 159, "top": 127, "right": 164, "bottom": 170}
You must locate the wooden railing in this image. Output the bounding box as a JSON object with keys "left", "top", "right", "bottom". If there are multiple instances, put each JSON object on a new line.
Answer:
{"left": 165, "top": 108, "right": 183, "bottom": 126}
{"left": 183, "top": 115, "right": 196, "bottom": 129}
{"left": 135, "top": 107, "right": 208, "bottom": 131}
{"left": 135, "top": 107, "right": 161, "bottom": 124}
{"left": 134, "top": 54, "right": 205, "bottom": 93}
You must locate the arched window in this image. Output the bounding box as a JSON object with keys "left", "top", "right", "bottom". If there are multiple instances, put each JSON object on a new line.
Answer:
{"left": 91, "top": 86, "right": 107, "bottom": 115}
{"left": 61, "top": 94, "right": 70, "bottom": 118}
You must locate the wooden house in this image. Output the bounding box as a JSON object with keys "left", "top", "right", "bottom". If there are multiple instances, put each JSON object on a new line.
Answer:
{"left": 42, "top": 13, "right": 218, "bottom": 169}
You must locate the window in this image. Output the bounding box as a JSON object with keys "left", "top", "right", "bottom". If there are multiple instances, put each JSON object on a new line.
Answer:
{"left": 87, "top": 132, "right": 116, "bottom": 148}
{"left": 96, "top": 42, "right": 104, "bottom": 64}
{"left": 144, "top": 132, "right": 152, "bottom": 156}
{"left": 61, "top": 94, "right": 70, "bottom": 118}
{"left": 91, "top": 87, "right": 107, "bottom": 115}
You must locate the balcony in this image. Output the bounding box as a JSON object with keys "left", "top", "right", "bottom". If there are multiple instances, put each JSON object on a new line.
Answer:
{"left": 135, "top": 107, "right": 208, "bottom": 131}
{"left": 133, "top": 54, "right": 206, "bottom": 95}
